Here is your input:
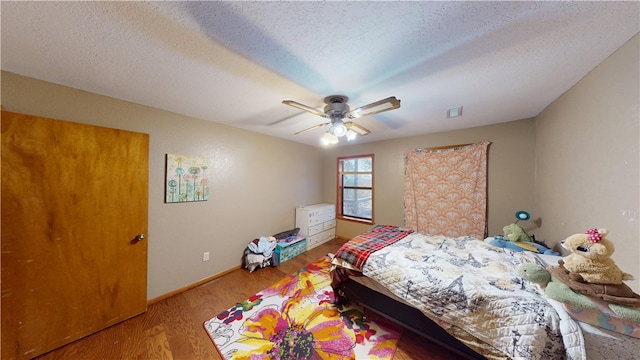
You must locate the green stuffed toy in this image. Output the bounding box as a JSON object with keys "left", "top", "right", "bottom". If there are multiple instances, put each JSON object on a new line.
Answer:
{"left": 518, "top": 263, "right": 596, "bottom": 309}
{"left": 503, "top": 223, "right": 533, "bottom": 243}
{"left": 501, "top": 223, "right": 539, "bottom": 252}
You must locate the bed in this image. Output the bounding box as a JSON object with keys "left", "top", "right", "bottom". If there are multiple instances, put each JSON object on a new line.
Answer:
{"left": 330, "top": 225, "right": 640, "bottom": 360}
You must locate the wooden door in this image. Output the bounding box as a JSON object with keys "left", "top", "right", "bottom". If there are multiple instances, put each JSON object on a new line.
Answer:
{"left": 1, "top": 111, "right": 149, "bottom": 359}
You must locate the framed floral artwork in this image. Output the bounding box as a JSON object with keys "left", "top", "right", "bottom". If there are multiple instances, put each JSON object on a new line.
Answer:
{"left": 165, "top": 154, "right": 211, "bottom": 203}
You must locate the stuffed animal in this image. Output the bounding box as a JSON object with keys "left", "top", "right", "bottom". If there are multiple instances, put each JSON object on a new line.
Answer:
{"left": 489, "top": 237, "right": 560, "bottom": 255}
{"left": 496, "top": 223, "right": 563, "bottom": 255}
{"left": 518, "top": 263, "right": 640, "bottom": 332}
{"left": 503, "top": 223, "right": 533, "bottom": 243}
{"left": 550, "top": 261, "right": 640, "bottom": 306}
{"left": 517, "top": 263, "right": 598, "bottom": 309}
{"left": 561, "top": 228, "right": 634, "bottom": 285}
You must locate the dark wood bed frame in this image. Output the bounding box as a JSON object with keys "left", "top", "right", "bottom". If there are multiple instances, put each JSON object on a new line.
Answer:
{"left": 337, "top": 278, "right": 486, "bottom": 360}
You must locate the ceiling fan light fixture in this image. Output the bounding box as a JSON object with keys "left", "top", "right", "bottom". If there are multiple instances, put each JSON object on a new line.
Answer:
{"left": 320, "top": 132, "right": 339, "bottom": 145}
{"left": 331, "top": 122, "right": 348, "bottom": 137}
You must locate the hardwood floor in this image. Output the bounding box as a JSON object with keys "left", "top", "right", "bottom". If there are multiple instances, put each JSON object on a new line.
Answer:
{"left": 36, "top": 238, "right": 460, "bottom": 359}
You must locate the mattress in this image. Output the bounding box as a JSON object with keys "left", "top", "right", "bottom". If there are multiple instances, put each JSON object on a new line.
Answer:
{"left": 348, "top": 274, "right": 508, "bottom": 360}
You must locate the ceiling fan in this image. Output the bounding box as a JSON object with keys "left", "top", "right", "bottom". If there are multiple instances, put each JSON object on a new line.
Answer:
{"left": 282, "top": 95, "right": 401, "bottom": 143}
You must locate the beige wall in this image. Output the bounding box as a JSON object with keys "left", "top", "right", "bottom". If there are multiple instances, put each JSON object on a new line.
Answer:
{"left": 322, "top": 119, "right": 537, "bottom": 240}
{"left": 535, "top": 34, "right": 639, "bottom": 292}
{"left": 1, "top": 72, "right": 325, "bottom": 300}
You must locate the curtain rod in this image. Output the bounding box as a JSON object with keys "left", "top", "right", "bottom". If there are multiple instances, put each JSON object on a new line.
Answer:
{"left": 421, "top": 143, "right": 473, "bottom": 151}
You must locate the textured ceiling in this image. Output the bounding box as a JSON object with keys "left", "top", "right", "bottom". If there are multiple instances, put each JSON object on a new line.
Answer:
{"left": 2, "top": 1, "right": 639, "bottom": 147}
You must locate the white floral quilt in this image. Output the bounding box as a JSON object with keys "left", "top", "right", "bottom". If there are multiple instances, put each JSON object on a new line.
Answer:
{"left": 362, "top": 233, "right": 586, "bottom": 360}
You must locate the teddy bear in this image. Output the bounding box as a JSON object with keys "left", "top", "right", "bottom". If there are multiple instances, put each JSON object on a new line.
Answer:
{"left": 560, "top": 228, "right": 634, "bottom": 285}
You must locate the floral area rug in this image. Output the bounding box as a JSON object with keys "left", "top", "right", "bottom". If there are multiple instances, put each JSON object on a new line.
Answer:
{"left": 204, "top": 255, "right": 402, "bottom": 360}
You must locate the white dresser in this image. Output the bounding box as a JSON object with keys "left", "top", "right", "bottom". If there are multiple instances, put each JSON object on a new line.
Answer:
{"left": 295, "top": 203, "right": 336, "bottom": 250}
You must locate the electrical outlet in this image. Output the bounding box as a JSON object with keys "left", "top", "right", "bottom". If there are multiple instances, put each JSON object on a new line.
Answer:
{"left": 203, "top": 252, "right": 210, "bottom": 262}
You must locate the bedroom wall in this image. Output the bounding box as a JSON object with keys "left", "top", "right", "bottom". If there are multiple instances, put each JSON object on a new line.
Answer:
{"left": 321, "top": 118, "right": 537, "bottom": 240}
{"left": 1, "top": 72, "right": 325, "bottom": 300}
{"left": 534, "top": 34, "right": 639, "bottom": 293}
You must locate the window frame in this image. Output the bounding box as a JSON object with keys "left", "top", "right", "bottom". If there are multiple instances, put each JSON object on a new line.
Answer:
{"left": 336, "top": 154, "right": 374, "bottom": 224}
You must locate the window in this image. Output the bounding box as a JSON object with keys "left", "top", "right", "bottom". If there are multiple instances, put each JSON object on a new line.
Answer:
{"left": 337, "top": 154, "right": 373, "bottom": 223}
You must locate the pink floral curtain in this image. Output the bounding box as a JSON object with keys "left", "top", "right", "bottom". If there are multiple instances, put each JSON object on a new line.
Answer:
{"left": 404, "top": 141, "right": 490, "bottom": 239}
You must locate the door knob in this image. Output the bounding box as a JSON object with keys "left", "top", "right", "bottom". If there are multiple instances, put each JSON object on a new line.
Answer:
{"left": 130, "top": 234, "right": 145, "bottom": 244}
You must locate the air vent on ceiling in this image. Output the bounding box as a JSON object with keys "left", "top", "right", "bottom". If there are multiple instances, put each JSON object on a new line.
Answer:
{"left": 447, "top": 106, "right": 463, "bottom": 118}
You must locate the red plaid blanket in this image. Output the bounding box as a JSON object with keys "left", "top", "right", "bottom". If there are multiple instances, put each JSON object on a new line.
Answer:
{"left": 335, "top": 225, "right": 413, "bottom": 270}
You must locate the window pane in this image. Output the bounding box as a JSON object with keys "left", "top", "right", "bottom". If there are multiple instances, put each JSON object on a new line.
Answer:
{"left": 343, "top": 159, "right": 356, "bottom": 171}
{"left": 343, "top": 174, "right": 356, "bottom": 187}
{"left": 342, "top": 188, "right": 372, "bottom": 219}
{"left": 343, "top": 174, "right": 372, "bottom": 187}
{"left": 356, "top": 158, "right": 372, "bottom": 171}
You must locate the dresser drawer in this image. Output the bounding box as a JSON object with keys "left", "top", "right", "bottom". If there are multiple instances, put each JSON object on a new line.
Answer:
{"left": 307, "top": 231, "right": 328, "bottom": 248}
{"left": 308, "top": 224, "right": 324, "bottom": 237}
{"left": 307, "top": 228, "right": 336, "bottom": 250}
{"left": 323, "top": 227, "right": 336, "bottom": 241}
{"left": 323, "top": 219, "right": 336, "bottom": 231}
{"left": 305, "top": 212, "right": 323, "bottom": 226}
{"left": 319, "top": 212, "right": 334, "bottom": 223}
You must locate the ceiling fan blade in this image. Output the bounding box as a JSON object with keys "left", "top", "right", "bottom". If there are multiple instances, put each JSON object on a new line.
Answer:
{"left": 282, "top": 100, "right": 328, "bottom": 118}
{"left": 345, "top": 122, "right": 371, "bottom": 136}
{"left": 294, "top": 122, "right": 330, "bottom": 135}
{"left": 346, "top": 96, "right": 401, "bottom": 119}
